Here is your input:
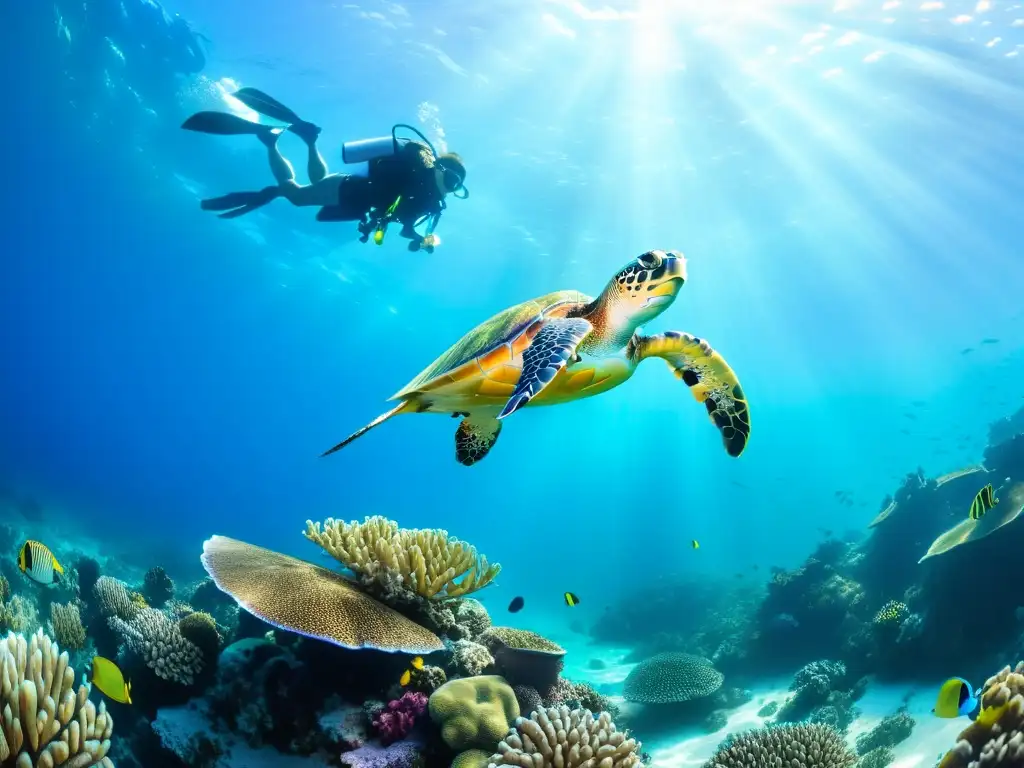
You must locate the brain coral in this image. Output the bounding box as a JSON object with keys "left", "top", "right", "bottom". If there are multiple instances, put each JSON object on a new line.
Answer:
{"left": 429, "top": 675, "right": 520, "bottom": 751}
{"left": 624, "top": 652, "right": 724, "bottom": 704}
{"left": 704, "top": 723, "right": 856, "bottom": 768}
{"left": 939, "top": 661, "right": 1024, "bottom": 768}
{"left": 200, "top": 535, "right": 443, "bottom": 654}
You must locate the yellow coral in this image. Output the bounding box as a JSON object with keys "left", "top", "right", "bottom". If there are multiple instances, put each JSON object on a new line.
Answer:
{"left": 130, "top": 592, "right": 148, "bottom": 610}
{"left": 305, "top": 515, "right": 501, "bottom": 599}
{"left": 428, "top": 675, "right": 519, "bottom": 751}
{"left": 0, "top": 629, "right": 115, "bottom": 766}
{"left": 50, "top": 602, "right": 87, "bottom": 650}
{"left": 873, "top": 600, "right": 908, "bottom": 625}
{"left": 452, "top": 749, "right": 491, "bottom": 768}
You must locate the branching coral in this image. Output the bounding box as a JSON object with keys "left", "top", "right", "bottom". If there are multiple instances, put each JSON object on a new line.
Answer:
{"left": 92, "top": 577, "right": 140, "bottom": 622}
{"left": 304, "top": 516, "right": 500, "bottom": 600}
{"left": 704, "top": 723, "right": 856, "bottom": 768}
{"left": 108, "top": 608, "right": 203, "bottom": 685}
{"left": 489, "top": 706, "right": 645, "bottom": 767}
{"left": 623, "top": 653, "right": 724, "bottom": 704}
{"left": 0, "top": 629, "right": 115, "bottom": 767}
{"left": 939, "top": 661, "right": 1024, "bottom": 767}
{"left": 49, "top": 602, "right": 86, "bottom": 651}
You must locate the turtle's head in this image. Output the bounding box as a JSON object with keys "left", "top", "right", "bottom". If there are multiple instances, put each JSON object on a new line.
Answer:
{"left": 606, "top": 250, "right": 687, "bottom": 325}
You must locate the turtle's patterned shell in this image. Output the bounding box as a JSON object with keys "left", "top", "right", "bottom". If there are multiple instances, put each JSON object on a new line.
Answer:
{"left": 392, "top": 290, "right": 590, "bottom": 400}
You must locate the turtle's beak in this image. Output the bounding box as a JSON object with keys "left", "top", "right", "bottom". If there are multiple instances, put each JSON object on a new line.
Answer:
{"left": 650, "top": 277, "right": 683, "bottom": 297}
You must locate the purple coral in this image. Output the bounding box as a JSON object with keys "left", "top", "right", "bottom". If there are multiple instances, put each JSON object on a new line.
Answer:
{"left": 372, "top": 691, "right": 427, "bottom": 745}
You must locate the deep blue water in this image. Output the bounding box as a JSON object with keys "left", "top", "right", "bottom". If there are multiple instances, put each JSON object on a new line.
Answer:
{"left": 2, "top": 0, "right": 1024, "bottom": 631}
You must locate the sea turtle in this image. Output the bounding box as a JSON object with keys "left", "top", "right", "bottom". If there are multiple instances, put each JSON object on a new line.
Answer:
{"left": 322, "top": 249, "right": 750, "bottom": 465}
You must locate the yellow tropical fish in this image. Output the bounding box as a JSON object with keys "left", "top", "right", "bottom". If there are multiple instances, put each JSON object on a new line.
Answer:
{"left": 692, "top": 540, "right": 700, "bottom": 550}
{"left": 399, "top": 656, "right": 424, "bottom": 687}
{"left": 17, "top": 540, "right": 63, "bottom": 585}
{"left": 91, "top": 657, "right": 131, "bottom": 704}
{"left": 399, "top": 669, "right": 412, "bottom": 686}
{"left": 410, "top": 656, "right": 424, "bottom": 671}
{"left": 933, "top": 677, "right": 977, "bottom": 718}
{"left": 969, "top": 484, "right": 998, "bottom": 520}
{"left": 564, "top": 592, "right": 580, "bottom": 607}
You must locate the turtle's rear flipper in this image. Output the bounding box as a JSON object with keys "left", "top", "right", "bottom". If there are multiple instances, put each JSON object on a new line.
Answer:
{"left": 321, "top": 402, "right": 410, "bottom": 458}
{"left": 456, "top": 415, "right": 502, "bottom": 466}
{"left": 631, "top": 331, "right": 751, "bottom": 458}
{"left": 497, "top": 317, "right": 593, "bottom": 420}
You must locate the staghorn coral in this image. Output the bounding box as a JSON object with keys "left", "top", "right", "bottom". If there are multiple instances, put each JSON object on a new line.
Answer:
{"left": 108, "top": 608, "right": 203, "bottom": 685}
{"left": 0, "top": 629, "right": 115, "bottom": 767}
{"left": 92, "top": 577, "right": 139, "bottom": 622}
{"left": 939, "top": 661, "right": 1024, "bottom": 768}
{"left": 49, "top": 602, "right": 86, "bottom": 651}
{"left": 305, "top": 516, "right": 500, "bottom": 600}
{"left": 489, "top": 706, "right": 645, "bottom": 767}
{"left": 623, "top": 652, "right": 724, "bottom": 704}
{"left": 200, "top": 536, "right": 443, "bottom": 654}
{"left": 855, "top": 710, "right": 914, "bottom": 755}
{"left": 873, "top": 601, "right": 909, "bottom": 626}
{"left": 141, "top": 567, "right": 174, "bottom": 607}
{"left": 454, "top": 640, "right": 495, "bottom": 677}
{"left": 429, "top": 675, "right": 519, "bottom": 751}
{"left": 704, "top": 723, "right": 856, "bottom": 768}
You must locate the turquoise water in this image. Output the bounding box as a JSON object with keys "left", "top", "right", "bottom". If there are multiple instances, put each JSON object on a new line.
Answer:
{"left": 3, "top": 2, "right": 1024, "bottom": 764}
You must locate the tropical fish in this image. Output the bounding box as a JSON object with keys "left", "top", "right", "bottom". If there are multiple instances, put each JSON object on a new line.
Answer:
{"left": 920, "top": 483, "right": 1024, "bottom": 562}
{"left": 399, "top": 656, "right": 424, "bottom": 687}
{"left": 91, "top": 657, "right": 131, "bottom": 704}
{"left": 17, "top": 540, "right": 63, "bottom": 585}
{"left": 969, "top": 484, "right": 998, "bottom": 520}
{"left": 934, "top": 677, "right": 979, "bottom": 718}
{"left": 935, "top": 465, "right": 988, "bottom": 488}
{"left": 692, "top": 540, "right": 700, "bottom": 550}
{"left": 508, "top": 596, "right": 524, "bottom": 613}
{"left": 564, "top": 592, "right": 580, "bottom": 607}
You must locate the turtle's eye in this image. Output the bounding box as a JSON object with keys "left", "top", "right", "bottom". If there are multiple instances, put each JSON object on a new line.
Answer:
{"left": 638, "top": 251, "right": 663, "bottom": 269}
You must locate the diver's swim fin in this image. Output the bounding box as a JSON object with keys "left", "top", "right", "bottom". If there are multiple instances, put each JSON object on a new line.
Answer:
{"left": 232, "top": 88, "right": 322, "bottom": 143}
{"left": 182, "top": 111, "right": 274, "bottom": 136}
{"left": 201, "top": 187, "right": 280, "bottom": 218}
{"left": 232, "top": 88, "right": 303, "bottom": 124}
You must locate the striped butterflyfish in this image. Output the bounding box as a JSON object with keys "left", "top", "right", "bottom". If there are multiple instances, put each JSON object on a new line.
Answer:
{"left": 968, "top": 484, "right": 998, "bottom": 520}
{"left": 17, "top": 540, "right": 63, "bottom": 585}
{"left": 564, "top": 592, "right": 580, "bottom": 607}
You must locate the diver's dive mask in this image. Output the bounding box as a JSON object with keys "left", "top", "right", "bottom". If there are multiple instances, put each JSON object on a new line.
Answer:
{"left": 439, "top": 163, "right": 469, "bottom": 199}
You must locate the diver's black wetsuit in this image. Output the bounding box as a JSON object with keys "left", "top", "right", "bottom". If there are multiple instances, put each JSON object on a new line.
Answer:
{"left": 317, "top": 140, "right": 444, "bottom": 240}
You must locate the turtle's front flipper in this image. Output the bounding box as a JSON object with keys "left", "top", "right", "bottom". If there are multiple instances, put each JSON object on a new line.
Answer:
{"left": 631, "top": 331, "right": 751, "bottom": 457}
{"left": 456, "top": 415, "right": 502, "bottom": 466}
{"left": 498, "top": 317, "right": 593, "bottom": 419}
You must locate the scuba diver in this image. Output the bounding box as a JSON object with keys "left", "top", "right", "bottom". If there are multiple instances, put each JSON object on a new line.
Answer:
{"left": 181, "top": 88, "right": 467, "bottom": 252}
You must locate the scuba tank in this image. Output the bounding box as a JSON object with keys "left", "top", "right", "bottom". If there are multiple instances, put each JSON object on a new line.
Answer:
{"left": 341, "top": 123, "right": 439, "bottom": 165}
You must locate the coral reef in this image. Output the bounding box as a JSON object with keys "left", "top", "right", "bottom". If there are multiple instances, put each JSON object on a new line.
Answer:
{"left": 428, "top": 675, "right": 519, "bottom": 751}
{"left": 512, "top": 686, "right": 543, "bottom": 718}
{"left": 339, "top": 740, "right": 424, "bottom": 768}
{"left": 757, "top": 701, "right": 779, "bottom": 717}
{"left": 489, "top": 706, "right": 645, "bottom": 767}
{"left": 547, "top": 678, "right": 618, "bottom": 720}
{"left": 479, "top": 628, "right": 565, "bottom": 697}
{"left": 872, "top": 601, "right": 909, "bottom": 626}
{"left": 93, "top": 577, "right": 141, "bottom": 622}
{"left": 858, "top": 747, "right": 895, "bottom": 768}
{"left": 75, "top": 557, "right": 101, "bottom": 598}
{"left": 623, "top": 653, "right": 724, "bottom": 704}
{"left": 372, "top": 691, "right": 428, "bottom": 745}
{"left": 200, "top": 536, "right": 444, "bottom": 653}
{"left": 453, "top": 599, "right": 492, "bottom": 639}
{"left": 776, "top": 660, "right": 847, "bottom": 722}
{"left": 939, "top": 661, "right": 1024, "bottom": 768}
{"left": 704, "top": 723, "right": 857, "bottom": 768}
{"left": 141, "top": 567, "right": 175, "bottom": 607}
{"left": 0, "top": 629, "right": 115, "bottom": 767}
{"left": 855, "top": 710, "right": 915, "bottom": 755}
{"left": 305, "top": 516, "right": 501, "bottom": 600}
{"left": 108, "top": 607, "right": 204, "bottom": 685}
{"left": 704, "top": 710, "right": 729, "bottom": 733}
{"left": 453, "top": 639, "right": 495, "bottom": 677}
{"left": 453, "top": 749, "right": 491, "bottom": 768}
{"left": 0, "top": 593, "right": 37, "bottom": 635}
{"left": 49, "top": 601, "right": 87, "bottom": 650}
